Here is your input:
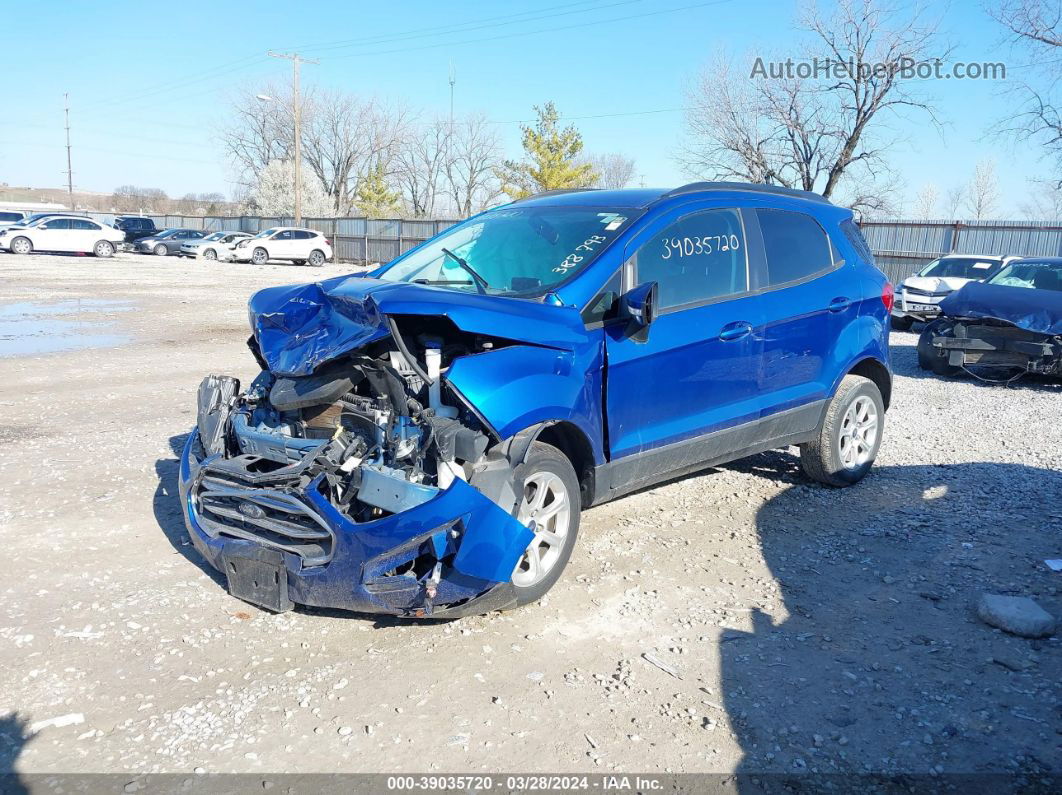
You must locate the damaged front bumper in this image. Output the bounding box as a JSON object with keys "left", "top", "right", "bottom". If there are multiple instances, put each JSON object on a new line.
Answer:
{"left": 178, "top": 430, "right": 533, "bottom": 617}
{"left": 930, "top": 321, "right": 1062, "bottom": 375}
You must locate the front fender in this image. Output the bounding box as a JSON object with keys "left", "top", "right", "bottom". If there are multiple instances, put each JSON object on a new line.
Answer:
{"left": 444, "top": 342, "right": 605, "bottom": 464}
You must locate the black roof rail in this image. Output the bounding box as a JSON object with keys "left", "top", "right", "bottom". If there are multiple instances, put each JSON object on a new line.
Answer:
{"left": 661, "top": 181, "right": 830, "bottom": 204}
{"left": 512, "top": 187, "right": 601, "bottom": 203}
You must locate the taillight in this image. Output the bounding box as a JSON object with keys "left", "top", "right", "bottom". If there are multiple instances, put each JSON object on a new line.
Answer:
{"left": 882, "top": 282, "right": 895, "bottom": 312}
{"left": 324, "top": 238, "right": 331, "bottom": 246}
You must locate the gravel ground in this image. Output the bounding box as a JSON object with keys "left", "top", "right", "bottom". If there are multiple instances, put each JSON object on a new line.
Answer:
{"left": 0, "top": 252, "right": 1059, "bottom": 778}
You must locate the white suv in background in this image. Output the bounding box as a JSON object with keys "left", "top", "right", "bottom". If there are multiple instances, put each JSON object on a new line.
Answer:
{"left": 232, "top": 227, "right": 333, "bottom": 266}
{"left": 0, "top": 215, "right": 125, "bottom": 258}
{"left": 891, "top": 253, "right": 1017, "bottom": 330}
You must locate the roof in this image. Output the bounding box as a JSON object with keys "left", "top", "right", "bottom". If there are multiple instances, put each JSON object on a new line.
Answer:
{"left": 511, "top": 181, "right": 834, "bottom": 209}
{"left": 1011, "top": 256, "right": 1062, "bottom": 264}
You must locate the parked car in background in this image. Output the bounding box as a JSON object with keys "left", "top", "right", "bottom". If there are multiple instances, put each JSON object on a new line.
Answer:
{"left": 135, "top": 228, "right": 206, "bottom": 256}
{"left": 0, "top": 214, "right": 124, "bottom": 257}
{"left": 0, "top": 210, "right": 27, "bottom": 226}
{"left": 180, "top": 182, "right": 892, "bottom": 617}
{"left": 232, "top": 227, "right": 333, "bottom": 266}
{"left": 891, "top": 254, "right": 1015, "bottom": 330}
{"left": 179, "top": 231, "right": 252, "bottom": 260}
{"left": 0, "top": 211, "right": 80, "bottom": 234}
{"left": 113, "top": 216, "right": 159, "bottom": 244}
{"left": 917, "top": 257, "right": 1062, "bottom": 380}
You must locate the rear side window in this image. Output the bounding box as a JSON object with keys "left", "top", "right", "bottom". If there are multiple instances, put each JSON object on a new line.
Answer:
{"left": 71, "top": 219, "right": 98, "bottom": 230}
{"left": 756, "top": 209, "right": 834, "bottom": 286}
{"left": 634, "top": 208, "right": 748, "bottom": 310}
{"left": 841, "top": 219, "right": 874, "bottom": 264}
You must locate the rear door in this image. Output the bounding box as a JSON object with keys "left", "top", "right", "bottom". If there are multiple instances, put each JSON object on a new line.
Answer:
{"left": 71, "top": 219, "right": 102, "bottom": 250}
{"left": 748, "top": 207, "right": 861, "bottom": 418}
{"left": 604, "top": 204, "right": 764, "bottom": 488}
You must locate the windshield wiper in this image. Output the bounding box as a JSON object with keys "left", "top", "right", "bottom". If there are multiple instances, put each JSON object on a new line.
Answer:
{"left": 441, "top": 247, "right": 488, "bottom": 295}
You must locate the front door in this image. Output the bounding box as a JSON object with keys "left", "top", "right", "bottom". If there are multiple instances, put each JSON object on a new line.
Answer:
{"left": 604, "top": 205, "right": 764, "bottom": 491}
{"left": 33, "top": 218, "right": 73, "bottom": 251}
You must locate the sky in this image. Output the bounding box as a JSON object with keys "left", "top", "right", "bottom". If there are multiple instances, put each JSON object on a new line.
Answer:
{"left": 0, "top": 0, "right": 1050, "bottom": 216}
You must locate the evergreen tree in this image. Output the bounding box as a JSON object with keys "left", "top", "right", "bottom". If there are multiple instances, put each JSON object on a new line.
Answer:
{"left": 496, "top": 102, "right": 598, "bottom": 199}
{"left": 355, "top": 164, "right": 402, "bottom": 218}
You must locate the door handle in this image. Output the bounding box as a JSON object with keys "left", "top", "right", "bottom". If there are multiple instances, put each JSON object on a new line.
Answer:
{"left": 828, "top": 296, "right": 852, "bottom": 313}
{"left": 719, "top": 321, "right": 753, "bottom": 341}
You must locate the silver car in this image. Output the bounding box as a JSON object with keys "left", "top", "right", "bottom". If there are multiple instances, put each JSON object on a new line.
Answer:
{"left": 179, "top": 231, "right": 252, "bottom": 260}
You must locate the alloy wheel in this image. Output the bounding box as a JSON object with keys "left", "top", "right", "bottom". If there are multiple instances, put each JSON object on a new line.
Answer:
{"left": 838, "top": 395, "right": 878, "bottom": 470}
{"left": 512, "top": 472, "right": 571, "bottom": 588}
{"left": 204, "top": 248, "right": 217, "bottom": 260}
{"left": 11, "top": 237, "right": 31, "bottom": 255}
{"left": 252, "top": 248, "right": 268, "bottom": 265}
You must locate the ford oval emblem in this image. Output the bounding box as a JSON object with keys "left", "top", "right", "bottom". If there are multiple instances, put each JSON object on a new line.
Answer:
{"left": 238, "top": 502, "right": 266, "bottom": 520}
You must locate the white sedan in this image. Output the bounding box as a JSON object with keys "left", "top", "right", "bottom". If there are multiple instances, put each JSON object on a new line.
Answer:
{"left": 232, "top": 227, "right": 333, "bottom": 266}
{"left": 0, "top": 215, "right": 126, "bottom": 257}
{"left": 179, "top": 231, "right": 252, "bottom": 261}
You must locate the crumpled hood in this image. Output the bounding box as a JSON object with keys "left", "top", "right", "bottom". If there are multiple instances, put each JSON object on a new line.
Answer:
{"left": 940, "top": 281, "right": 1062, "bottom": 336}
{"left": 248, "top": 275, "right": 588, "bottom": 376}
{"left": 901, "top": 276, "right": 972, "bottom": 294}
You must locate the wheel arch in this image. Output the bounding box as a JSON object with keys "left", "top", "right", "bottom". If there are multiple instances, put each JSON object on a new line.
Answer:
{"left": 534, "top": 421, "right": 597, "bottom": 509}
{"left": 846, "top": 356, "right": 892, "bottom": 410}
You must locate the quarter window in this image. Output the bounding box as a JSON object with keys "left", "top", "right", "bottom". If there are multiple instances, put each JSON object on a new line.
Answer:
{"left": 756, "top": 209, "right": 834, "bottom": 286}
{"left": 582, "top": 270, "right": 622, "bottom": 325}
{"left": 633, "top": 208, "right": 747, "bottom": 310}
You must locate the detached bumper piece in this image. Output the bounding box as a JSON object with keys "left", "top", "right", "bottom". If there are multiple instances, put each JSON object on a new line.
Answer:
{"left": 179, "top": 431, "right": 533, "bottom": 617}
{"left": 932, "top": 321, "right": 1062, "bottom": 375}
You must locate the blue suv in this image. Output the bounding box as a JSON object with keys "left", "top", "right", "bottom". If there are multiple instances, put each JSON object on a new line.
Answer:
{"left": 180, "top": 182, "right": 893, "bottom": 617}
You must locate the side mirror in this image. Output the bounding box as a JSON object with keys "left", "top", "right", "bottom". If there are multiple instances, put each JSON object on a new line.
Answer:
{"left": 619, "top": 281, "right": 658, "bottom": 342}
{"left": 620, "top": 281, "right": 658, "bottom": 327}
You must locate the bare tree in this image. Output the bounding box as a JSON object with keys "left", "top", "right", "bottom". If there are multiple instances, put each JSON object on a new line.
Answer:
{"left": 1017, "top": 177, "right": 1062, "bottom": 219}
{"left": 302, "top": 92, "right": 411, "bottom": 215}
{"left": 446, "top": 113, "right": 504, "bottom": 216}
{"left": 220, "top": 82, "right": 295, "bottom": 189}
{"left": 942, "top": 185, "right": 965, "bottom": 218}
{"left": 587, "top": 153, "right": 636, "bottom": 189}
{"left": 679, "top": 0, "right": 945, "bottom": 201}
{"left": 913, "top": 183, "right": 939, "bottom": 219}
{"left": 111, "top": 185, "right": 169, "bottom": 213}
{"left": 964, "top": 159, "right": 1000, "bottom": 220}
{"left": 395, "top": 118, "right": 451, "bottom": 217}
{"left": 986, "top": 1, "right": 1062, "bottom": 180}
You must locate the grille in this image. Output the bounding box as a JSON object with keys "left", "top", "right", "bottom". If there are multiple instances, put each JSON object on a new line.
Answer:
{"left": 194, "top": 477, "right": 334, "bottom": 566}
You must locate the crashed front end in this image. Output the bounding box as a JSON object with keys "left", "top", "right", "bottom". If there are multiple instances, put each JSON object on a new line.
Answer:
{"left": 925, "top": 281, "right": 1062, "bottom": 377}
{"left": 176, "top": 279, "right": 568, "bottom": 618}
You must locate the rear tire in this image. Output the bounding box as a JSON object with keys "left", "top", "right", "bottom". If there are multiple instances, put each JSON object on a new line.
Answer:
{"left": 890, "top": 315, "right": 914, "bottom": 331}
{"left": 800, "top": 375, "right": 884, "bottom": 487}
{"left": 510, "top": 442, "right": 581, "bottom": 607}
{"left": 94, "top": 240, "right": 115, "bottom": 258}
{"left": 154, "top": 243, "right": 168, "bottom": 256}
{"left": 917, "top": 320, "right": 960, "bottom": 376}
{"left": 10, "top": 236, "right": 32, "bottom": 255}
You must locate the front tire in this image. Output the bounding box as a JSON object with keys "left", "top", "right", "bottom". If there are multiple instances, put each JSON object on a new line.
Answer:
{"left": 800, "top": 375, "right": 884, "bottom": 487}
{"left": 154, "top": 243, "right": 168, "bottom": 256}
{"left": 917, "top": 320, "right": 960, "bottom": 376}
{"left": 308, "top": 249, "right": 326, "bottom": 267}
{"left": 94, "top": 240, "right": 115, "bottom": 258}
{"left": 203, "top": 248, "right": 217, "bottom": 261}
{"left": 10, "top": 236, "right": 32, "bottom": 255}
{"left": 251, "top": 247, "right": 269, "bottom": 265}
{"left": 510, "top": 442, "right": 581, "bottom": 606}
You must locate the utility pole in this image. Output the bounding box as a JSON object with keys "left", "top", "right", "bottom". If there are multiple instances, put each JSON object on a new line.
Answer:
{"left": 267, "top": 51, "right": 318, "bottom": 225}
{"left": 63, "top": 93, "right": 74, "bottom": 210}
{"left": 448, "top": 61, "right": 456, "bottom": 215}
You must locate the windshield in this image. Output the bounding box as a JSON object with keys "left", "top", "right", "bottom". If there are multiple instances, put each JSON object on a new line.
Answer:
{"left": 253, "top": 228, "right": 277, "bottom": 239}
{"left": 377, "top": 206, "right": 637, "bottom": 296}
{"left": 203, "top": 232, "right": 225, "bottom": 241}
{"left": 918, "top": 257, "right": 1002, "bottom": 280}
{"left": 988, "top": 260, "right": 1062, "bottom": 291}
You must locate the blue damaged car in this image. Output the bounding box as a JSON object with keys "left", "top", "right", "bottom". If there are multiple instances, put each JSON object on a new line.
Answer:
{"left": 179, "top": 182, "right": 894, "bottom": 617}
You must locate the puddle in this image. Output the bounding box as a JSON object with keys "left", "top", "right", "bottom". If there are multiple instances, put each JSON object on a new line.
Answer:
{"left": 0, "top": 298, "right": 132, "bottom": 357}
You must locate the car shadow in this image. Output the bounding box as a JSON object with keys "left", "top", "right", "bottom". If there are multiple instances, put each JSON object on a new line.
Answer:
{"left": 0, "top": 713, "right": 30, "bottom": 794}
{"left": 721, "top": 459, "right": 1062, "bottom": 783}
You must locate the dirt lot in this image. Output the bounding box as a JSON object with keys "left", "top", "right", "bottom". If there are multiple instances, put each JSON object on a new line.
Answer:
{"left": 0, "top": 252, "right": 1059, "bottom": 779}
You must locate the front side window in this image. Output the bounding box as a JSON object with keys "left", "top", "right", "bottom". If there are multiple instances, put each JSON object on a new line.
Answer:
{"left": 632, "top": 208, "right": 747, "bottom": 310}
{"left": 41, "top": 219, "right": 72, "bottom": 230}
{"left": 757, "top": 209, "right": 834, "bottom": 286}
{"left": 378, "top": 206, "right": 637, "bottom": 296}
